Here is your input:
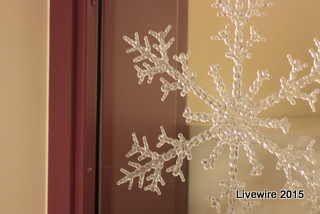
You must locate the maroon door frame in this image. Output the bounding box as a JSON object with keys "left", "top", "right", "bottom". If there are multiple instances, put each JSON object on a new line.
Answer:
{"left": 48, "top": 0, "right": 99, "bottom": 214}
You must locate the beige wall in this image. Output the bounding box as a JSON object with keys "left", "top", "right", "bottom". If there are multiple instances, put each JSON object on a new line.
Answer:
{"left": 188, "top": 1, "right": 320, "bottom": 213}
{"left": 0, "top": 1, "right": 49, "bottom": 214}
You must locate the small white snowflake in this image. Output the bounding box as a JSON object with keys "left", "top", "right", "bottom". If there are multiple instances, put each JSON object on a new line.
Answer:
{"left": 117, "top": 1, "right": 320, "bottom": 213}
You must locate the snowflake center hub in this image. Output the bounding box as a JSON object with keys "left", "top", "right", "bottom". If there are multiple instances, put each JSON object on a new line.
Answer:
{"left": 224, "top": 97, "right": 256, "bottom": 126}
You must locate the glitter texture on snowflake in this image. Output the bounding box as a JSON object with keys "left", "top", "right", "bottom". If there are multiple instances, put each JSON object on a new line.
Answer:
{"left": 117, "top": 1, "right": 320, "bottom": 213}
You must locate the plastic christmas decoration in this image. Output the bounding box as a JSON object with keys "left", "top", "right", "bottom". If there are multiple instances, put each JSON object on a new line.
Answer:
{"left": 117, "top": 0, "right": 320, "bottom": 213}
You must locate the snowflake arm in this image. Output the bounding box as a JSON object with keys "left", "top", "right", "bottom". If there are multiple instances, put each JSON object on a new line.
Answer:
{"left": 117, "top": 133, "right": 165, "bottom": 195}
{"left": 275, "top": 142, "right": 316, "bottom": 188}
{"left": 275, "top": 141, "right": 320, "bottom": 214}
{"left": 208, "top": 143, "right": 261, "bottom": 214}
{"left": 211, "top": 0, "right": 273, "bottom": 98}
{"left": 123, "top": 25, "right": 223, "bottom": 111}
{"left": 250, "top": 130, "right": 320, "bottom": 213}
{"left": 212, "top": 0, "right": 275, "bottom": 21}
{"left": 117, "top": 126, "right": 218, "bottom": 195}
{"left": 256, "top": 39, "right": 320, "bottom": 113}
{"left": 207, "top": 180, "right": 260, "bottom": 214}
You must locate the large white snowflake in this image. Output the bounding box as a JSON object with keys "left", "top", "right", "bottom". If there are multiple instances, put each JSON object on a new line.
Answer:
{"left": 117, "top": 1, "right": 320, "bottom": 213}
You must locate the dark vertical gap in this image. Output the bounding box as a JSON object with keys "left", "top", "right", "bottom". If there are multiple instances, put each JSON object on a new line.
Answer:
{"left": 71, "top": 0, "right": 78, "bottom": 213}
{"left": 175, "top": 0, "right": 189, "bottom": 213}
{"left": 95, "top": 0, "right": 103, "bottom": 213}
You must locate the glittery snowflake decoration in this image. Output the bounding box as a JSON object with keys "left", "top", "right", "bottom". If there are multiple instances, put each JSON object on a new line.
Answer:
{"left": 117, "top": 0, "right": 320, "bottom": 213}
